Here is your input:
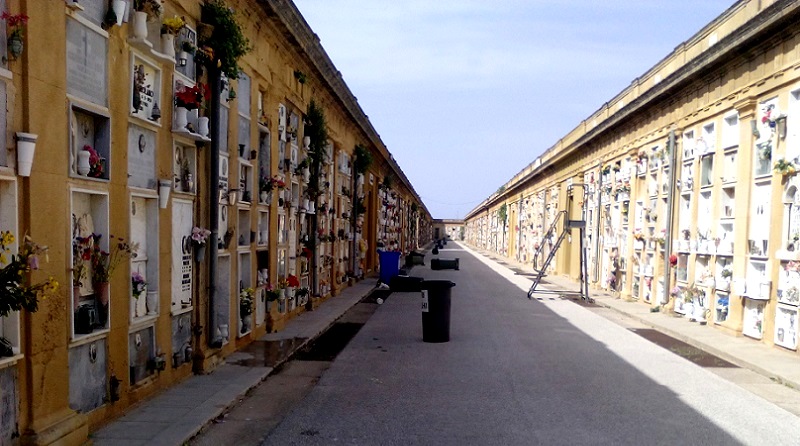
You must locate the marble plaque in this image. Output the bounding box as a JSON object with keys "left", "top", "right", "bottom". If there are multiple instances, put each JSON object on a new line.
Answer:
{"left": 128, "top": 125, "right": 156, "bottom": 189}
{"left": 67, "top": 19, "right": 108, "bottom": 106}
{"left": 76, "top": 0, "right": 105, "bottom": 26}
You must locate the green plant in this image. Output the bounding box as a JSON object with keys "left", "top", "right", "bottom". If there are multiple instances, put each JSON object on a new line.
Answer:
{"left": 774, "top": 158, "right": 797, "bottom": 176}
{"left": 498, "top": 204, "right": 508, "bottom": 226}
{"left": 239, "top": 287, "right": 254, "bottom": 316}
{"left": 199, "top": 0, "right": 251, "bottom": 80}
{"left": 354, "top": 144, "right": 373, "bottom": 175}
{"left": 380, "top": 174, "right": 394, "bottom": 191}
{"left": 354, "top": 197, "right": 366, "bottom": 215}
{"left": 133, "top": 0, "right": 163, "bottom": 21}
{"left": 0, "top": 231, "right": 59, "bottom": 317}
{"left": 295, "top": 287, "right": 310, "bottom": 298}
{"left": 720, "top": 267, "right": 733, "bottom": 279}
{"left": 89, "top": 234, "right": 138, "bottom": 283}
{"left": 293, "top": 70, "right": 307, "bottom": 84}
{"left": 181, "top": 40, "right": 197, "bottom": 55}
{"left": 305, "top": 100, "right": 329, "bottom": 168}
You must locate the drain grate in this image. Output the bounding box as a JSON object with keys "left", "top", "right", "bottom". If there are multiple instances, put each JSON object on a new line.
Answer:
{"left": 296, "top": 322, "right": 364, "bottom": 362}
{"left": 630, "top": 329, "right": 738, "bottom": 368}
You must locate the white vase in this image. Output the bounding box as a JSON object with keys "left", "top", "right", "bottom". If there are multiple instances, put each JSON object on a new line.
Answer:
{"left": 198, "top": 116, "right": 210, "bottom": 136}
{"left": 174, "top": 106, "right": 189, "bottom": 130}
{"left": 15, "top": 132, "right": 37, "bottom": 177}
{"left": 219, "top": 324, "right": 229, "bottom": 340}
{"left": 132, "top": 11, "right": 148, "bottom": 40}
{"left": 146, "top": 290, "right": 158, "bottom": 315}
{"left": 111, "top": 0, "right": 126, "bottom": 26}
{"left": 693, "top": 298, "right": 705, "bottom": 323}
{"left": 242, "top": 314, "right": 252, "bottom": 332}
{"left": 161, "top": 33, "right": 176, "bottom": 59}
{"left": 77, "top": 150, "right": 91, "bottom": 176}
{"left": 684, "top": 302, "right": 694, "bottom": 319}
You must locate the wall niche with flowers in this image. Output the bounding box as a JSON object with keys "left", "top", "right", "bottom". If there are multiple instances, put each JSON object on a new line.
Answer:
{"left": 69, "top": 105, "right": 110, "bottom": 181}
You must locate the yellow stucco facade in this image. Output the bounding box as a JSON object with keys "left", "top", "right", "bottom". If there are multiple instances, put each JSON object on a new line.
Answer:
{"left": 0, "top": 0, "right": 433, "bottom": 443}
{"left": 466, "top": 0, "right": 800, "bottom": 353}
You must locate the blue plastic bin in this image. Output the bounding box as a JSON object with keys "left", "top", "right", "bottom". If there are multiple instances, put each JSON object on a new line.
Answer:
{"left": 378, "top": 251, "right": 401, "bottom": 284}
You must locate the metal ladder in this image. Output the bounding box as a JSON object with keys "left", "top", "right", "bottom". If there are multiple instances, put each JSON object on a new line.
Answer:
{"left": 527, "top": 211, "right": 590, "bottom": 301}
{"left": 527, "top": 211, "right": 568, "bottom": 298}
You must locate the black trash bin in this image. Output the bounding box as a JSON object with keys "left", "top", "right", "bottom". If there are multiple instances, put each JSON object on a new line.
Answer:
{"left": 421, "top": 280, "right": 455, "bottom": 343}
{"left": 390, "top": 275, "right": 424, "bottom": 292}
{"left": 431, "top": 258, "right": 459, "bottom": 271}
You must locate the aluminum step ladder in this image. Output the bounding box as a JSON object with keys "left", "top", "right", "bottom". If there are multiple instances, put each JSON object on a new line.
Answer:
{"left": 527, "top": 211, "right": 590, "bottom": 301}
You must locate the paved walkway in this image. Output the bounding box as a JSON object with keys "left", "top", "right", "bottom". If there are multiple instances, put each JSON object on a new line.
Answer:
{"left": 469, "top": 243, "right": 800, "bottom": 391}
{"left": 92, "top": 241, "right": 800, "bottom": 445}
{"left": 91, "top": 281, "right": 375, "bottom": 446}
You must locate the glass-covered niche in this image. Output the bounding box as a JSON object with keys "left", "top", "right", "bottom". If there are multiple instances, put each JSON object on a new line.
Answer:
{"left": 69, "top": 104, "right": 111, "bottom": 180}
{"left": 173, "top": 142, "right": 197, "bottom": 194}
{"left": 70, "top": 189, "right": 110, "bottom": 340}
{"left": 130, "top": 54, "right": 162, "bottom": 125}
{"left": 171, "top": 200, "right": 193, "bottom": 314}
{"left": 130, "top": 195, "right": 159, "bottom": 321}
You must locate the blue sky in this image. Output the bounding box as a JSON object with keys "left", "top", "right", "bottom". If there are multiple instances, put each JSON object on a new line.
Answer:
{"left": 293, "top": 0, "right": 735, "bottom": 219}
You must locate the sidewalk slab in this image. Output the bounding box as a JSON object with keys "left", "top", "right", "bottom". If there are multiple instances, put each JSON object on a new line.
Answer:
{"left": 90, "top": 281, "right": 375, "bottom": 446}
{"left": 473, "top": 246, "right": 800, "bottom": 392}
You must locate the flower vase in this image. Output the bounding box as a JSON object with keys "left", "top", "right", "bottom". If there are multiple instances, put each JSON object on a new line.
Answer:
{"left": 7, "top": 35, "right": 23, "bottom": 60}
{"left": 132, "top": 11, "right": 148, "bottom": 40}
{"left": 693, "top": 298, "right": 706, "bottom": 324}
{"left": 684, "top": 301, "right": 693, "bottom": 319}
{"left": 73, "top": 286, "right": 81, "bottom": 312}
{"left": 94, "top": 282, "right": 110, "bottom": 326}
{"left": 94, "top": 282, "right": 110, "bottom": 306}
{"left": 174, "top": 106, "right": 189, "bottom": 130}
{"left": 195, "top": 244, "right": 206, "bottom": 263}
{"left": 77, "top": 150, "right": 91, "bottom": 176}
{"left": 198, "top": 117, "right": 210, "bottom": 137}
{"left": 111, "top": 0, "right": 126, "bottom": 26}
{"left": 146, "top": 290, "right": 158, "bottom": 315}
{"left": 260, "top": 191, "right": 269, "bottom": 204}
{"left": 15, "top": 132, "right": 37, "bottom": 177}
{"left": 241, "top": 314, "right": 252, "bottom": 333}
{"left": 161, "top": 33, "right": 176, "bottom": 59}
{"left": 218, "top": 324, "right": 229, "bottom": 341}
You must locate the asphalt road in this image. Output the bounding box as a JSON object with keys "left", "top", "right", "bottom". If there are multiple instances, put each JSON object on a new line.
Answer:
{"left": 257, "top": 242, "right": 800, "bottom": 445}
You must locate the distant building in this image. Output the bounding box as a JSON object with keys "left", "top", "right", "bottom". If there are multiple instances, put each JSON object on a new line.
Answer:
{"left": 433, "top": 219, "right": 465, "bottom": 240}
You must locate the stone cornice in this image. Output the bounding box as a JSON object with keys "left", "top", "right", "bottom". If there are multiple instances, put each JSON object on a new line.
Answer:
{"left": 257, "top": 0, "right": 428, "bottom": 216}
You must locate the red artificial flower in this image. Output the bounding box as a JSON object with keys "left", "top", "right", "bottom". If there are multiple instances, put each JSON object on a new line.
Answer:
{"left": 669, "top": 254, "right": 678, "bottom": 267}
{"left": 1, "top": 12, "right": 28, "bottom": 29}
{"left": 287, "top": 274, "right": 300, "bottom": 288}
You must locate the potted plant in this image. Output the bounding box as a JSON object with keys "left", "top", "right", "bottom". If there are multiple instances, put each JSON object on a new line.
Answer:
{"left": 89, "top": 234, "right": 137, "bottom": 325}
{"left": 719, "top": 267, "right": 732, "bottom": 291}
{"left": 239, "top": 287, "right": 254, "bottom": 332}
{"left": 174, "top": 83, "right": 208, "bottom": 131}
{"left": 160, "top": 15, "right": 185, "bottom": 59}
{"left": 0, "top": 231, "right": 58, "bottom": 323}
{"left": 131, "top": 271, "right": 147, "bottom": 317}
{"left": 178, "top": 40, "right": 196, "bottom": 67}
{"left": 191, "top": 226, "right": 211, "bottom": 262}
{"left": 72, "top": 236, "right": 92, "bottom": 312}
{"left": 198, "top": 0, "right": 251, "bottom": 80}
{"left": 774, "top": 158, "right": 798, "bottom": 177}
{"left": 132, "top": 0, "right": 163, "bottom": 40}
{"left": 295, "top": 287, "right": 310, "bottom": 306}
{"left": 2, "top": 12, "right": 28, "bottom": 60}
